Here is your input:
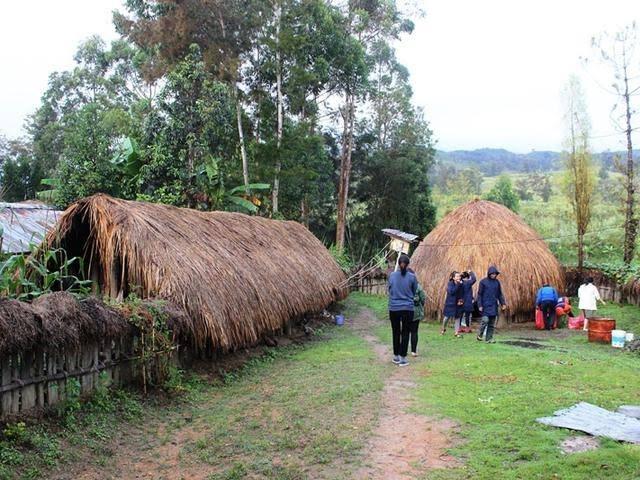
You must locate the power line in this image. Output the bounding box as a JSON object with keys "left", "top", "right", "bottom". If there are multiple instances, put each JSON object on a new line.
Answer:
{"left": 418, "top": 226, "right": 624, "bottom": 248}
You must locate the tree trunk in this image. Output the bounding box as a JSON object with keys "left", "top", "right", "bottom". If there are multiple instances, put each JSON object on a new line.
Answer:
{"left": 272, "top": 0, "right": 283, "bottom": 215}
{"left": 578, "top": 232, "right": 585, "bottom": 270}
{"left": 235, "top": 89, "right": 250, "bottom": 194}
{"left": 301, "top": 195, "right": 309, "bottom": 228}
{"left": 623, "top": 65, "right": 636, "bottom": 265}
{"left": 336, "top": 92, "right": 355, "bottom": 250}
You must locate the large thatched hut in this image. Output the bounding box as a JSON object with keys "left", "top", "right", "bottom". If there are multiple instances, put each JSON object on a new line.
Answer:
{"left": 411, "top": 199, "right": 564, "bottom": 322}
{"left": 45, "top": 194, "right": 347, "bottom": 351}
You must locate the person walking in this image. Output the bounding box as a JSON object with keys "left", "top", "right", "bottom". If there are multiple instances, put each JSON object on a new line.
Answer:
{"left": 476, "top": 266, "right": 507, "bottom": 343}
{"left": 441, "top": 271, "right": 464, "bottom": 337}
{"left": 409, "top": 281, "right": 427, "bottom": 356}
{"left": 388, "top": 254, "right": 417, "bottom": 366}
{"left": 578, "top": 277, "right": 605, "bottom": 331}
{"left": 460, "top": 270, "right": 476, "bottom": 333}
{"left": 536, "top": 283, "right": 559, "bottom": 330}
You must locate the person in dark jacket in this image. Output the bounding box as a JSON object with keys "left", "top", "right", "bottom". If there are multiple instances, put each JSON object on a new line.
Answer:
{"left": 388, "top": 254, "right": 417, "bottom": 367}
{"left": 441, "top": 271, "right": 464, "bottom": 337}
{"left": 460, "top": 270, "right": 477, "bottom": 333}
{"left": 536, "top": 283, "right": 559, "bottom": 330}
{"left": 476, "top": 266, "right": 506, "bottom": 343}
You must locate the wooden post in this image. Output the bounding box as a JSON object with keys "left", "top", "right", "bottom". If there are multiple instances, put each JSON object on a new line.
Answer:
{"left": 1, "top": 356, "right": 12, "bottom": 417}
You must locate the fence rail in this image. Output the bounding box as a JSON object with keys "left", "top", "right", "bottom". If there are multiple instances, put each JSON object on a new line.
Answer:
{"left": 0, "top": 338, "right": 138, "bottom": 419}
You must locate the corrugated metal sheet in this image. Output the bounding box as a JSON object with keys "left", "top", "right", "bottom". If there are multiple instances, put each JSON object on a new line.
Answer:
{"left": 0, "top": 203, "right": 62, "bottom": 254}
{"left": 537, "top": 402, "right": 640, "bottom": 444}
{"left": 381, "top": 228, "right": 419, "bottom": 243}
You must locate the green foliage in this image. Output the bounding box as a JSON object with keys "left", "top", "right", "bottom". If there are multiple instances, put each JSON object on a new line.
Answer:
{"left": 485, "top": 174, "right": 520, "bottom": 212}
{"left": 329, "top": 245, "right": 354, "bottom": 272}
{"left": 351, "top": 294, "right": 640, "bottom": 480}
{"left": 0, "top": 246, "right": 92, "bottom": 300}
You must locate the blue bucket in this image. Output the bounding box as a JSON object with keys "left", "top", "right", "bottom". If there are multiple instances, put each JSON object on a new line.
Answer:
{"left": 335, "top": 314, "right": 345, "bottom": 326}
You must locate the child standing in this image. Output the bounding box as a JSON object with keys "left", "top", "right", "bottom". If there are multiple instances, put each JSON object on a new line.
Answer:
{"left": 442, "top": 271, "right": 464, "bottom": 337}
{"left": 409, "top": 282, "right": 427, "bottom": 356}
{"left": 460, "top": 270, "right": 476, "bottom": 332}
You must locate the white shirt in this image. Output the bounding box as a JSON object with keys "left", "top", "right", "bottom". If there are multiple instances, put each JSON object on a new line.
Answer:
{"left": 578, "top": 283, "right": 601, "bottom": 311}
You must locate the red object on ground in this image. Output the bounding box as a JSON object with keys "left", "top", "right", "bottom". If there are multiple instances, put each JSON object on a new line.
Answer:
{"left": 568, "top": 315, "right": 584, "bottom": 330}
{"left": 587, "top": 317, "right": 616, "bottom": 343}
{"left": 535, "top": 308, "right": 544, "bottom": 330}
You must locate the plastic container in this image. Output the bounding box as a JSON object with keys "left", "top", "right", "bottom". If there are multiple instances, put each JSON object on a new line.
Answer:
{"left": 625, "top": 332, "right": 635, "bottom": 343}
{"left": 587, "top": 317, "right": 616, "bottom": 344}
{"left": 335, "top": 314, "right": 345, "bottom": 326}
{"left": 611, "top": 329, "right": 626, "bottom": 348}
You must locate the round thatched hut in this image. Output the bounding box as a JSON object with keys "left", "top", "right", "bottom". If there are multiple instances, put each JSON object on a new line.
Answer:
{"left": 411, "top": 199, "right": 564, "bottom": 322}
{"left": 45, "top": 194, "right": 347, "bottom": 351}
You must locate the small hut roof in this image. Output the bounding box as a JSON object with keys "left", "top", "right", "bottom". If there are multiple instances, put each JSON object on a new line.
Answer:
{"left": 46, "top": 194, "right": 346, "bottom": 350}
{"left": 0, "top": 202, "right": 62, "bottom": 253}
{"left": 411, "top": 199, "right": 564, "bottom": 320}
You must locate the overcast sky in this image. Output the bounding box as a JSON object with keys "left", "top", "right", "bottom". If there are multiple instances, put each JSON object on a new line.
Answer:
{"left": 1, "top": 0, "right": 639, "bottom": 153}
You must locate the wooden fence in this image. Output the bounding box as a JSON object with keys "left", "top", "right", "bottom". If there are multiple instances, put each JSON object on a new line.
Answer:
{"left": 0, "top": 337, "right": 139, "bottom": 420}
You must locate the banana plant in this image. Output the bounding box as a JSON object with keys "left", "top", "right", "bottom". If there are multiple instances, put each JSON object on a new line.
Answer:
{"left": 199, "top": 155, "right": 269, "bottom": 213}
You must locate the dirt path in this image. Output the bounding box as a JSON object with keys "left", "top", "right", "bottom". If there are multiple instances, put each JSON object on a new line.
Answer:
{"left": 60, "top": 307, "right": 459, "bottom": 480}
{"left": 351, "top": 309, "right": 460, "bottom": 480}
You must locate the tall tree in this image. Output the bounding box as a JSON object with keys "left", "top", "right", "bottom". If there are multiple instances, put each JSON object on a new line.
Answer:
{"left": 334, "top": 0, "right": 413, "bottom": 249}
{"left": 562, "top": 76, "right": 595, "bottom": 269}
{"left": 115, "top": 0, "right": 269, "bottom": 194}
{"left": 589, "top": 23, "right": 640, "bottom": 264}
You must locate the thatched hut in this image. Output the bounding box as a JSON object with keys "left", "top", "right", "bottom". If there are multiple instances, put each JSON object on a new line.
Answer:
{"left": 411, "top": 199, "right": 564, "bottom": 322}
{"left": 45, "top": 194, "right": 346, "bottom": 351}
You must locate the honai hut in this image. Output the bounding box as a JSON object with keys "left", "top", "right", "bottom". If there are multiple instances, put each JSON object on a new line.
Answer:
{"left": 45, "top": 194, "right": 347, "bottom": 351}
{"left": 411, "top": 199, "right": 564, "bottom": 322}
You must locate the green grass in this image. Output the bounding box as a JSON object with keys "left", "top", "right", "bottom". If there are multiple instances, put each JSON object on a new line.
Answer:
{"left": 3, "top": 295, "right": 638, "bottom": 479}
{"left": 1, "top": 318, "right": 386, "bottom": 479}
{"left": 350, "top": 294, "right": 640, "bottom": 480}
{"left": 179, "top": 325, "right": 385, "bottom": 478}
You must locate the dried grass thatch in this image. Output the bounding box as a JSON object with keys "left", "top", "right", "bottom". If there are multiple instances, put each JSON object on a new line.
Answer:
{"left": 411, "top": 200, "right": 565, "bottom": 321}
{"left": 0, "top": 292, "right": 132, "bottom": 356}
{"left": 46, "top": 194, "right": 346, "bottom": 351}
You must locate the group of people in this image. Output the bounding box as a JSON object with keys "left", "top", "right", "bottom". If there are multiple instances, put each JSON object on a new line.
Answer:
{"left": 387, "top": 256, "right": 507, "bottom": 367}
{"left": 387, "top": 256, "right": 606, "bottom": 367}
{"left": 535, "top": 277, "right": 605, "bottom": 330}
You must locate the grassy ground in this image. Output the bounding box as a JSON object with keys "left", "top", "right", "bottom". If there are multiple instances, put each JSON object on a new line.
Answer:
{"left": 350, "top": 292, "right": 640, "bottom": 480}
{"left": 1, "top": 294, "right": 639, "bottom": 479}
{"left": 0, "top": 321, "right": 386, "bottom": 480}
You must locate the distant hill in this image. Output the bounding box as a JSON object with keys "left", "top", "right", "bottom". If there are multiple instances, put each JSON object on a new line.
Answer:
{"left": 435, "top": 148, "right": 637, "bottom": 175}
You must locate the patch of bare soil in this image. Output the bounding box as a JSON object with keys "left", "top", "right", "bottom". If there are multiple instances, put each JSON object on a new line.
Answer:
{"left": 350, "top": 310, "right": 461, "bottom": 480}
{"left": 560, "top": 435, "right": 600, "bottom": 454}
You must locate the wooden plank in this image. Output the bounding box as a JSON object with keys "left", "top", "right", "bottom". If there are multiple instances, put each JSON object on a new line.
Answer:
{"left": 80, "top": 347, "right": 94, "bottom": 395}
{"left": 20, "top": 351, "right": 37, "bottom": 413}
{"left": 11, "top": 354, "right": 21, "bottom": 414}
{"left": 1, "top": 357, "right": 12, "bottom": 417}
{"left": 35, "top": 349, "right": 45, "bottom": 408}
{"left": 47, "top": 352, "right": 59, "bottom": 406}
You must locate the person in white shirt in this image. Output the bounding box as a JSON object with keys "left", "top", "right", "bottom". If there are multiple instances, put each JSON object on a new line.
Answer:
{"left": 577, "top": 277, "right": 605, "bottom": 331}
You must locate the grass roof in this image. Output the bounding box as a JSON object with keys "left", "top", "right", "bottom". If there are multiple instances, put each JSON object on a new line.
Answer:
{"left": 47, "top": 194, "right": 346, "bottom": 351}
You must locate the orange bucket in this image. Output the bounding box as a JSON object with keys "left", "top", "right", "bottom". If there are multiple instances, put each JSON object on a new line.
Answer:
{"left": 588, "top": 317, "right": 616, "bottom": 344}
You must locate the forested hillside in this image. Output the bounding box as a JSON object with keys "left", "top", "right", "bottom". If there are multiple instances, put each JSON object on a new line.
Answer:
{"left": 0, "top": 0, "right": 435, "bottom": 260}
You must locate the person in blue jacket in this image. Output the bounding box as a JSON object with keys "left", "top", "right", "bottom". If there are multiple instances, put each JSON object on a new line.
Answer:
{"left": 388, "top": 254, "right": 418, "bottom": 367}
{"left": 476, "top": 266, "right": 507, "bottom": 343}
{"left": 441, "top": 271, "right": 464, "bottom": 337}
{"left": 536, "top": 283, "right": 559, "bottom": 330}
{"left": 460, "top": 270, "right": 477, "bottom": 332}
